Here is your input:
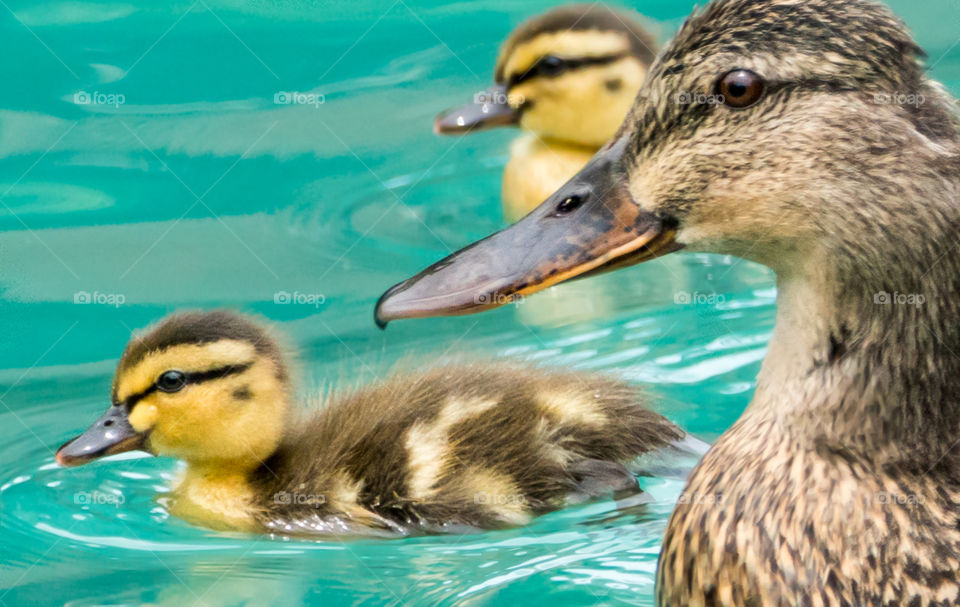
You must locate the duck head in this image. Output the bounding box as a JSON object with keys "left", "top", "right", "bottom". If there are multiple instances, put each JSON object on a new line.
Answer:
{"left": 57, "top": 311, "right": 291, "bottom": 469}
{"left": 435, "top": 4, "right": 658, "bottom": 147}
{"left": 377, "top": 0, "right": 960, "bottom": 326}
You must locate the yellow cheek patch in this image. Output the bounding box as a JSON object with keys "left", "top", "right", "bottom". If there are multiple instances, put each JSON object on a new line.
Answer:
{"left": 511, "top": 55, "right": 645, "bottom": 146}
{"left": 136, "top": 355, "right": 285, "bottom": 465}
{"left": 128, "top": 400, "right": 159, "bottom": 432}
{"left": 502, "top": 30, "right": 631, "bottom": 83}
{"left": 116, "top": 340, "right": 258, "bottom": 403}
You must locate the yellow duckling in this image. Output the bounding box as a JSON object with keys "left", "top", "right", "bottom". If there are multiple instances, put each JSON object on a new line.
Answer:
{"left": 435, "top": 4, "right": 657, "bottom": 221}
{"left": 56, "top": 310, "right": 689, "bottom": 535}
{"left": 378, "top": 0, "right": 960, "bottom": 602}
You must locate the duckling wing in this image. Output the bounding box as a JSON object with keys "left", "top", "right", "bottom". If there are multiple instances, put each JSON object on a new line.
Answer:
{"left": 255, "top": 361, "right": 690, "bottom": 534}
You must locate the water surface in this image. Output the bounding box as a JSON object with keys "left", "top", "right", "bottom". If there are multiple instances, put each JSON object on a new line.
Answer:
{"left": 0, "top": 0, "right": 957, "bottom": 604}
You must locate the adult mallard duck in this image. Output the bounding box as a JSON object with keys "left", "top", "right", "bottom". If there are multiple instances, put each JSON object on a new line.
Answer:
{"left": 435, "top": 4, "right": 657, "bottom": 221}
{"left": 377, "top": 0, "right": 960, "bottom": 603}
{"left": 55, "top": 310, "right": 691, "bottom": 535}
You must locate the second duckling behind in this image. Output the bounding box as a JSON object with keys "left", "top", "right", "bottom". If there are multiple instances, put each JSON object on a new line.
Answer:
{"left": 435, "top": 4, "right": 658, "bottom": 220}
{"left": 56, "top": 310, "right": 687, "bottom": 536}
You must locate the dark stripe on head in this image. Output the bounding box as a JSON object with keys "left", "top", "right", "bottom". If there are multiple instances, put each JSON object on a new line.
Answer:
{"left": 508, "top": 51, "right": 630, "bottom": 88}
{"left": 185, "top": 361, "right": 255, "bottom": 385}
{"left": 119, "top": 361, "right": 255, "bottom": 410}
{"left": 495, "top": 4, "right": 658, "bottom": 83}
{"left": 118, "top": 310, "right": 287, "bottom": 379}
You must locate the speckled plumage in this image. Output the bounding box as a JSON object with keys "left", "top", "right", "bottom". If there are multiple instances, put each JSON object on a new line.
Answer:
{"left": 622, "top": 1, "right": 960, "bottom": 605}
{"left": 252, "top": 361, "right": 682, "bottom": 534}
{"left": 377, "top": 0, "right": 960, "bottom": 601}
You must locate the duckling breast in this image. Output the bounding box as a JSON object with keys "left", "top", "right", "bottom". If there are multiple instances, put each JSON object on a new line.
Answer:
{"left": 502, "top": 135, "right": 596, "bottom": 221}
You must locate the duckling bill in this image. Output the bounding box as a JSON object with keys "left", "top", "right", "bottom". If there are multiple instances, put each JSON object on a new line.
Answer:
{"left": 57, "top": 310, "right": 687, "bottom": 535}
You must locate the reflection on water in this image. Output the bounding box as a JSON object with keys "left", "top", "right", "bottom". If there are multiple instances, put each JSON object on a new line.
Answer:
{"left": 0, "top": 0, "right": 956, "bottom": 605}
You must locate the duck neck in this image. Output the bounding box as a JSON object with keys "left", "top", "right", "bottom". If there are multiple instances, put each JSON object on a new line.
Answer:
{"left": 752, "top": 240, "right": 960, "bottom": 469}
{"left": 171, "top": 460, "right": 262, "bottom": 529}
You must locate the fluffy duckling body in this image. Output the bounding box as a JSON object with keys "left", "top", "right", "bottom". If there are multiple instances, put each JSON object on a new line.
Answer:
{"left": 57, "top": 310, "right": 685, "bottom": 535}
{"left": 435, "top": 5, "right": 657, "bottom": 221}
{"left": 377, "top": 0, "right": 960, "bottom": 602}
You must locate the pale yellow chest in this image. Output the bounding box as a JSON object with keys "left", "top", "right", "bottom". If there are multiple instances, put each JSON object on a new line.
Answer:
{"left": 167, "top": 465, "right": 259, "bottom": 531}
{"left": 501, "top": 134, "right": 595, "bottom": 222}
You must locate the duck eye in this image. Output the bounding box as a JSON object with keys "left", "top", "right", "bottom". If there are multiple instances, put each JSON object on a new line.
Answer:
{"left": 716, "top": 69, "right": 764, "bottom": 109}
{"left": 556, "top": 194, "right": 585, "bottom": 215}
{"left": 157, "top": 370, "right": 187, "bottom": 393}
{"left": 538, "top": 55, "right": 565, "bottom": 76}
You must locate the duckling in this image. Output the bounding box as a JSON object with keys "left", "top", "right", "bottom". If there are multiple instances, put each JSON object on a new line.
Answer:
{"left": 435, "top": 4, "right": 658, "bottom": 221}
{"left": 56, "top": 310, "right": 687, "bottom": 535}
{"left": 378, "top": 0, "right": 960, "bottom": 602}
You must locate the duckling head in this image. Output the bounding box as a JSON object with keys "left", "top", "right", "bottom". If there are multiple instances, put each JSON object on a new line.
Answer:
{"left": 377, "top": 0, "right": 960, "bottom": 324}
{"left": 435, "top": 4, "right": 658, "bottom": 147}
{"left": 57, "top": 310, "right": 291, "bottom": 470}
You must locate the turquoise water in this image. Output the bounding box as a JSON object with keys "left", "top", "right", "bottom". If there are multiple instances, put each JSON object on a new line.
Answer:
{"left": 0, "top": 1, "right": 957, "bottom": 605}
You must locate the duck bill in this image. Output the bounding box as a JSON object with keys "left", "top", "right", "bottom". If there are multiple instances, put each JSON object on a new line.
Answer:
{"left": 434, "top": 84, "right": 520, "bottom": 134}
{"left": 55, "top": 406, "right": 147, "bottom": 467}
{"left": 375, "top": 137, "right": 681, "bottom": 326}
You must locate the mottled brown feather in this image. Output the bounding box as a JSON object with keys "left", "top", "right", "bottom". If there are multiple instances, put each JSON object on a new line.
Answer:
{"left": 601, "top": 0, "right": 960, "bottom": 604}
{"left": 251, "top": 361, "right": 682, "bottom": 534}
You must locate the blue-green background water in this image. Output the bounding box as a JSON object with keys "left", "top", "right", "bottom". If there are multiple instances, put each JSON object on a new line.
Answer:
{"left": 0, "top": 1, "right": 956, "bottom": 605}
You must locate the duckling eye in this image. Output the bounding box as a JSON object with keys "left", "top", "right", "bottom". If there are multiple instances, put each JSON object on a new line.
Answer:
{"left": 716, "top": 69, "right": 765, "bottom": 109}
{"left": 157, "top": 370, "right": 187, "bottom": 393}
{"left": 537, "top": 55, "right": 565, "bottom": 76}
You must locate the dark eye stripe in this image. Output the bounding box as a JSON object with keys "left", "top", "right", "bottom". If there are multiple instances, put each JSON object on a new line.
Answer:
{"left": 509, "top": 52, "right": 629, "bottom": 88}
{"left": 119, "top": 361, "right": 255, "bottom": 410}
{"left": 183, "top": 361, "right": 254, "bottom": 384}
{"left": 121, "top": 385, "right": 157, "bottom": 411}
